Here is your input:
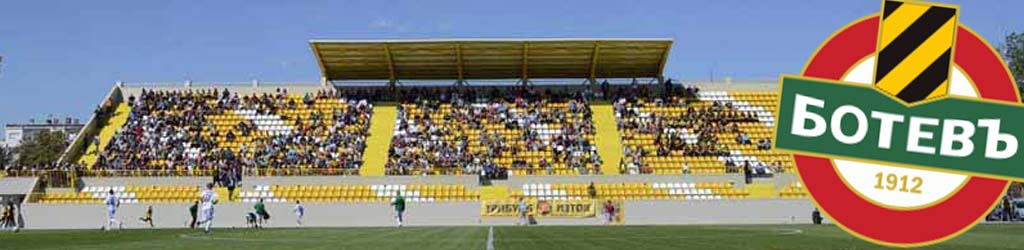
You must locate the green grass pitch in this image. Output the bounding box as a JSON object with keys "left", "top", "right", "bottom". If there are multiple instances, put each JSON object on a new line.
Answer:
{"left": 3, "top": 224, "right": 1024, "bottom": 249}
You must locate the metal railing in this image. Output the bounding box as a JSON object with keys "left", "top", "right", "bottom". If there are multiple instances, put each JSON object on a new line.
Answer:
{"left": 2, "top": 169, "right": 76, "bottom": 188}
{"left": 76, "top": 167, "right": 360, "bottom": 177}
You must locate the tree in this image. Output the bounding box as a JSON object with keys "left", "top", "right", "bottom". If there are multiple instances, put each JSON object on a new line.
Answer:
{"left": 0, "top": 145, "right": 11, "bottom": 167}
{"left": 1002, "top": 32, "right": 1024, "bottom": 89}
{"left": 1001, "top": 33, "right": 1024, "bottom": 196}
{"left": 15, "top": 130, "right": 68, "bottom": 166}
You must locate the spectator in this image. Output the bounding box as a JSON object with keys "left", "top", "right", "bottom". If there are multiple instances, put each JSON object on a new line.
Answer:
{"left": 588, "top": 182, "right": 597, "bottom": 199}
{"left": 812, "top": 208, "right": 823, "bottom": 224}
{"left": 737, "top": 132, "right": 752, "bottom": 145}
{"left": 92, "top": 135, "right": 101, "bottom": 154}
{"left": 743, "top": 161, "right": 753, "bottom": 184}
{"left": 758, "top": 138, "right": 772, "bottom": 150}
{"left": 753, "top": 161, "right": 768, "bottom": 175}
{"left": 725, "top": 159, "right": 737, "bottom": 173}
{"left": 770, "top": 161, "right": 784, "bottom": 174}
{"left": 540, "top": 158, "right": 552, "bottom": 175}
{"left": 1003, "top": 196, "right": 1013, "bottom": 221}
{"left": 225, "top": 173, "right": 237, "bottom": 201}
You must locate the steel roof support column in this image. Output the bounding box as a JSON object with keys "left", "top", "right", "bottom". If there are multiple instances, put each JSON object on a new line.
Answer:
{"left": 520, "top": 42, "right": 529, "bottom": 86}
{"left": 587, "top": 42, "right": 602, "bottom": 98}
{"left": 384, "top": 44, "right": 397, "bottom": 88}
{"left": 455, "top": 43, "right": 466, "bottom": 86}
{"left": 588, "top": 42, "right": 601, "bottom": 86}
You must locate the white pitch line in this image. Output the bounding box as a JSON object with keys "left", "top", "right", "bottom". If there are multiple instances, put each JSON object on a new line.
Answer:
{"left": 777, "top": 229, "right": 803, "bottom": 235}
{"left": 179, "top": 233, "right": 308, "bottom": 243}
{"left": 486, "top": 226, "right": 495, "bottom": 250}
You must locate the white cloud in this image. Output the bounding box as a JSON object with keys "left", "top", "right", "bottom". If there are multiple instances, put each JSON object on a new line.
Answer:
{"left": 368, "top": 18, "right": 405, "bottom": 32}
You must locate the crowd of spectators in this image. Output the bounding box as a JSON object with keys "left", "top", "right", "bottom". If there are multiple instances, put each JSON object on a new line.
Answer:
{"left": 724, "top": 158, "right": 784, "bottom": 175}
{"left": 387, "top": 87, "right": 601, "bottom": 176}
{"left": 614, "top": 85, "right": 774, "bottom": 174}
{"left": 93, "top": 88, "right": 373, "bottom": 178}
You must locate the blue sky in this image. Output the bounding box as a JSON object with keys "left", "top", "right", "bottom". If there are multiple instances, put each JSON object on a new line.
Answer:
{"left": 0, "top": 0, "right": 1021, "bottom": 131}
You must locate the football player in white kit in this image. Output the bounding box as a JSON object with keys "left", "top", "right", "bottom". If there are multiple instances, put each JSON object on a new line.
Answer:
{"left": 195, "top": 183, "right": 218, "bottom": 233}
{"left": 293, "top": 200, "right": 305, "bottom": 226}
{"left": 103, "top": 189, "right": 123, "bottom": 231}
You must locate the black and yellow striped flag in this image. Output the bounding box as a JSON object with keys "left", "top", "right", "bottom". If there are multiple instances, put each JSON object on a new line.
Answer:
{"left": 874, "top": 0, "right": 958, "bottom": 103}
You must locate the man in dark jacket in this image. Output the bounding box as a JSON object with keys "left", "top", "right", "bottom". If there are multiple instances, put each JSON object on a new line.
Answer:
{"left": 188, "top": 201, "right": 198, "bottom": 228}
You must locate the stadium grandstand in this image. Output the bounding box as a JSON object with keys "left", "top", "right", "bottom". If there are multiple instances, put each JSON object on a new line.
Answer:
{"left": 1, "top": 38, "right": 814, "bottom": 232}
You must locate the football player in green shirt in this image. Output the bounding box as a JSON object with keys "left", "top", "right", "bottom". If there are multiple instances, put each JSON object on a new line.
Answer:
{"left": 391, "top": 191, "right": 406, "bottom": 227}
{"left": 255, "top": 199, "right": 270, "bottom": 228}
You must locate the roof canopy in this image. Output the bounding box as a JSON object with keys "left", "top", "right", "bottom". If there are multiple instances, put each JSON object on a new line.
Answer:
{"left": 310, "top": 38, "right": 672, "bottom": 81}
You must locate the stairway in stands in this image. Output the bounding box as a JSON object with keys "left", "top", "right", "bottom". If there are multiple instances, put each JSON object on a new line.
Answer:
{"left": 479, "top": 185, "right": 511, "bottom": 201}
{"left": 360, "top": 104, "right": 397, "bottom": 176}
{"left": 592, "top": 103, "right": 623, "bottom": 175}
{"left": 79, "top": 103, "right": 131, "bottom": 167}
{"left": 746, "top": 181, "right": 778, "bottom": 199}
